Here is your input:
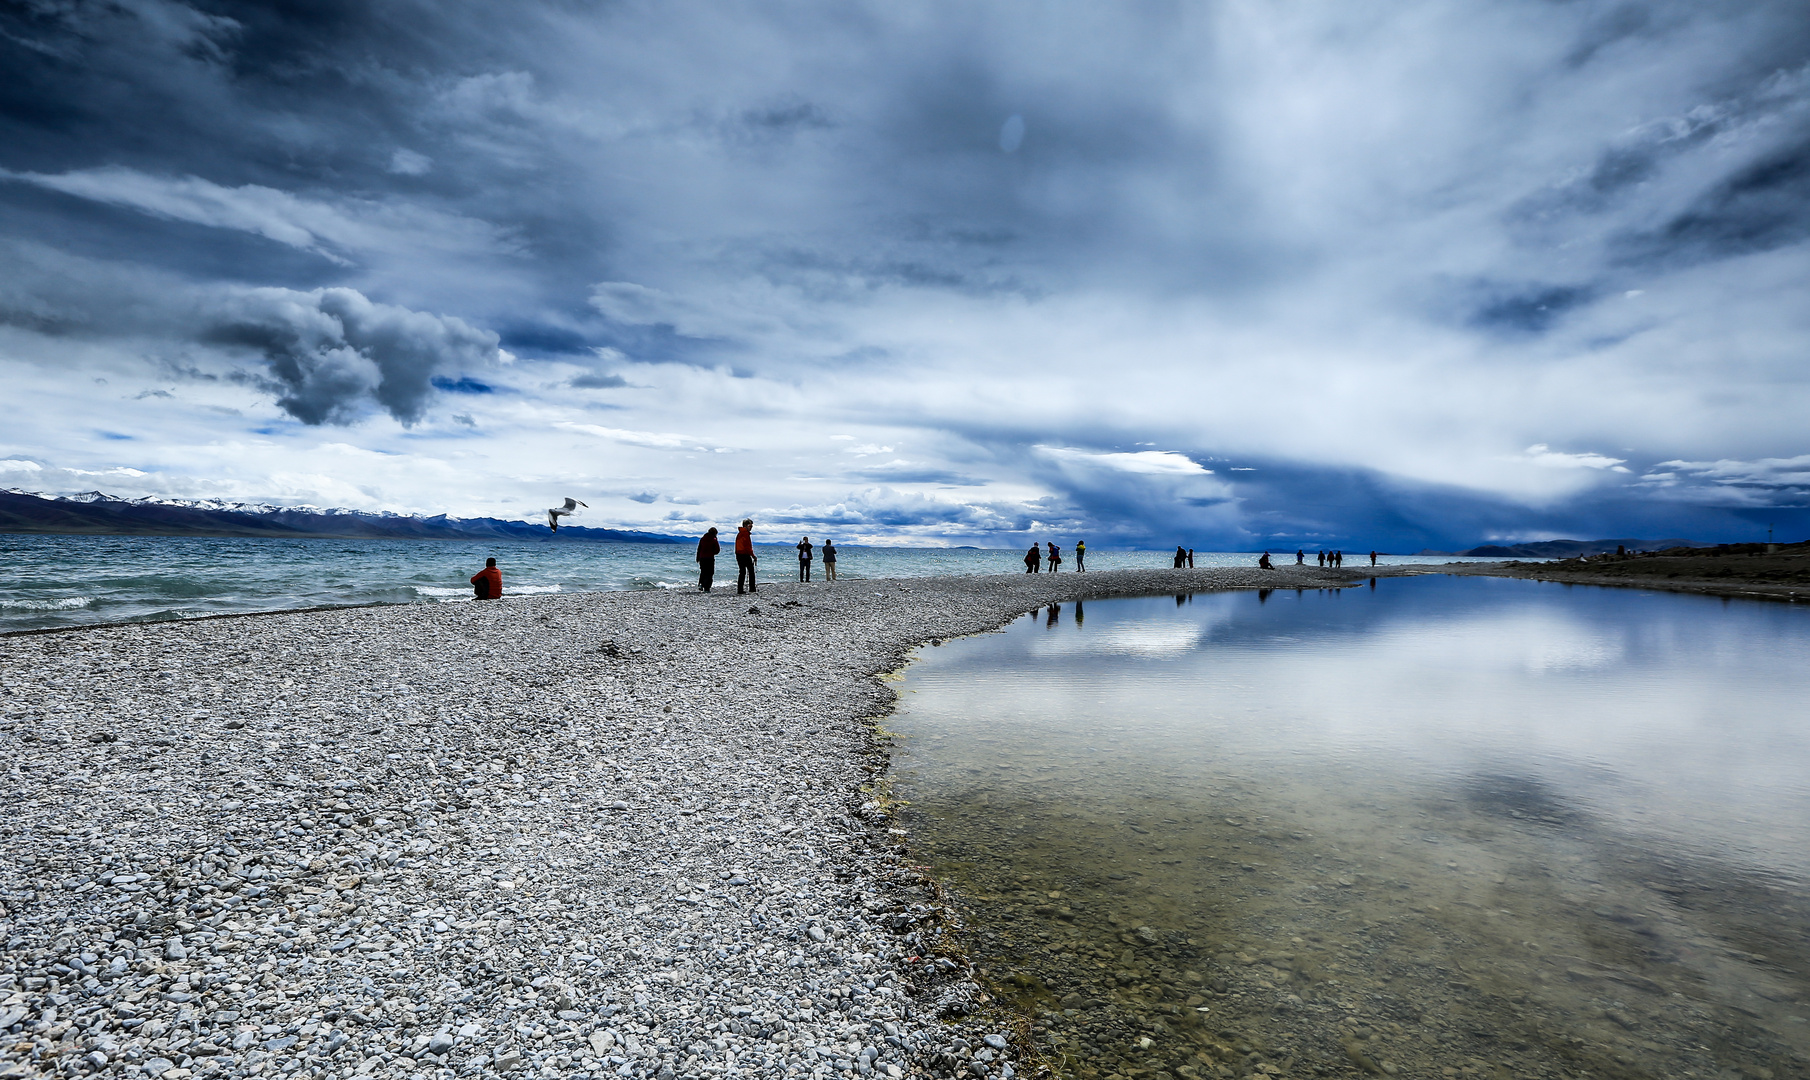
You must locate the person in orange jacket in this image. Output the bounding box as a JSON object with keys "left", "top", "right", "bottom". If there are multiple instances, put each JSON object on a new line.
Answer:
{"left": 734, "top": 518, "right": 758, "bottom": 594}
{"left": 470, "top": 557, "right": 502, "bottom": 599}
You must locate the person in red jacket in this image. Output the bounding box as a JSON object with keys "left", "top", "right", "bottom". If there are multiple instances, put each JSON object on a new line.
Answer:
{"left": 696, "top": 527, "right": 720, "bottom": 592}
{"left": 470, "top": 557, "right": 502, "bottom": 599}
{"left": 734, "top": 518, "right": 758, "bottom": 595}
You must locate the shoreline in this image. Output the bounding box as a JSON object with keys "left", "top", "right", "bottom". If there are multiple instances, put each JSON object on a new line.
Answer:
{"left": 1428, "top": 560, "right": 1809, "bottom": 603}
{"left": 0, "top": 565, "right": 1358, "bottom": 1080}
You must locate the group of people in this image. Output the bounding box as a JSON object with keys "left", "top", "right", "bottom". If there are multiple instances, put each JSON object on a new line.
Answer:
{"left": 1253, "top": 548, "right": 1380, "bottom": 570}
{"left": 467, "top": 530, "right": 1389, "bottom": 600}
{"left": 1023, "top": 540, "right": 1085, "bottom": 573}
{"left": 690, "top": 520, "right": 837, "bottom": 593}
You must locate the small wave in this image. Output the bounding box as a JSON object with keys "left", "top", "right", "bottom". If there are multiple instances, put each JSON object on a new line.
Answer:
{"left": 0, "top": 596, "right": 95, "bottom": 611}
{"left": 416, "top": 583, "right": 564, "bottom": 598}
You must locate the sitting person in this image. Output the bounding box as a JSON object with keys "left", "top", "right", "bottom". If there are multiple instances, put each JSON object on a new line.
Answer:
{"left": 470, "top": 557, "right": 502, "bottom": 599}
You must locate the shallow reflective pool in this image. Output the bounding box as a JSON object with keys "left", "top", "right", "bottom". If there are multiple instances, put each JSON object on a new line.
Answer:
{"left": 889, "top": 577, "right": 1810, "bottom": 1080}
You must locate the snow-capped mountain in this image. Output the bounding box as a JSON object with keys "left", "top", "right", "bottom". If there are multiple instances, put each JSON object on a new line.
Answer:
{"left": 0, "top": 489, "right": 685, "bottom": 544}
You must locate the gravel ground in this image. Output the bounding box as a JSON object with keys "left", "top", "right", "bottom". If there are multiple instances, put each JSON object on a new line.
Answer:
{"left": 0, "top": 563, "right": 1367, "bottom": 1080}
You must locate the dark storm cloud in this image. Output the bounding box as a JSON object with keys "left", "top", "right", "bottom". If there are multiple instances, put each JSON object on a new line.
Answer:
{"left": 1619, "top": 137, "right": 1810, "bottom": 264}
{"left": 570, "top": 372, "right": 629, "bottom": 389}
{"left": 1468, "top": 284, "right": 1597, "bottom": 336}
{"left": 201, "top": 288, "right": 500, "bottom": 425}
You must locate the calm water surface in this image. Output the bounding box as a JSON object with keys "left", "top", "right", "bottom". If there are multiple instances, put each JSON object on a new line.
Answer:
{"left": 890, "top": 577, "right": 1810, "bottom": 1080}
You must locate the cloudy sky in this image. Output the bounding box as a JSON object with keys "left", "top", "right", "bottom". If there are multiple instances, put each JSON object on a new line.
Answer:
{"left": 3, "top": 0, "right": 1809, "bottom": 549}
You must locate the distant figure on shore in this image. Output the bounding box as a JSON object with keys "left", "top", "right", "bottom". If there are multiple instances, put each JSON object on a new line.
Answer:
{"left": 822, "top": 539, "right": 837, "bottom": 581}
{"left": 1296, "top": 549, "right": 1305, "bottom": 565}
{"left": 1047, "top": 542, "right": 1062, "bottom": 572}
{"left": 1075, "top": 540, "right": 1086, "bottom": 572}
{"left": 1316, "top": 550, "right": 1325, "bottom": 567}
{"left": 735, "top": 519, "right": 758, "bottom": 594}
{"left": 797, "top": 536, "right": 814, "bottom": 582}
{"left": 470, "top": 557, "right": 502, "bottom": 599}
{"left": 695, "top": 527, "right": 719, "bottom": 592}
{"left": 1173, "top": 545, "right": 1186, "bottom": 568}
{"left": 1258, "top": 551, "right": 1273, "bottom": 570}
{"left": 1369, "top": 550, "right": 1377, "bottom": 567}
{"left": 1187, "top": 548, "right": 1195, "bottom": 568}
{"left": 1334, "top": 550, "right": 1343, "bottom": 567}
{"left": 546, "top": 497, "right": 587, "bottom": 531}
{"left": 1024, "top": 544, "right": 1042, "bottom": 573}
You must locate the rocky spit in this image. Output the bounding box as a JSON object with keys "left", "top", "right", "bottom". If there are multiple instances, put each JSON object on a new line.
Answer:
{"left": 0, "top": 564, "right": 1369, "bottom": 1080}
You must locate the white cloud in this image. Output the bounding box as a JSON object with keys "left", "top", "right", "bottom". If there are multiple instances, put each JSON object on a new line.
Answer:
{"left": 1520, "top": 445, "right": 1631, "bottom": 472}
{"left": 556, "top": 422, "right": 702, "bottom": 450}
{"left": 1039, "top": 448, "right": 1213, "bottom": 476}
{"left": 0, "top": 166, "right": 513, "bottom": 262}
{"left": 1635, "top": 454, "right": 1810, "bottom": 507}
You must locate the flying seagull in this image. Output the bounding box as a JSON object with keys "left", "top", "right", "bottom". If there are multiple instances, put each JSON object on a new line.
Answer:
{"left": 547, "top": 498, "right": 588, "bottom": 531}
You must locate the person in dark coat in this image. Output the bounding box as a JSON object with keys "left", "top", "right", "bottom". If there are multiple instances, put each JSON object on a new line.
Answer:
{"left": 822, "top": 539, "right": 838, "bottom": 581}
{"left": 1024, "top": 544, "right": 1042, "bottom": 573}
{"left": 1047, "top": 542, "right": 1061, "bottom": 572}
{"left": 1173, "top": 545, "right": 1187, "bottom": 568}
{"left": 695, "top": 527, "right": 720, "bottom": 592}
{"left": 797, "top": 536, "right": 814, "bottom": 582}
{"left": 1258, "top": 551, "right": 1273, "bottom": 570}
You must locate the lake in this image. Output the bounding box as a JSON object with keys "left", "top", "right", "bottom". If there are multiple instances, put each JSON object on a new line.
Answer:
{"left": 0, "top": 532, "right": 1499, "bottom": 633}
{"left": 889, "top": 577, "right": 1810, "bottom": 1080}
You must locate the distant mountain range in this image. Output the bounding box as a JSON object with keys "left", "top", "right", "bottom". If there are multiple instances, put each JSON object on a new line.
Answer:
{"left": 0, "top": 489, "right": 688, "bottom": 544}
{"left": 1419, "top": 538, "right": 1702, "bottom": 559}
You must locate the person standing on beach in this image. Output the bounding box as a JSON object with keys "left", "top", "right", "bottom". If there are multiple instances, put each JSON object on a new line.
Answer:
{"left": 1024, "top": 544, "right": 1041, "bottom": 573}
{"left": 1296, "top": 549, "right": 1305, "bottom": 565}
{"left": 797, "top": 536, "right": 814, "bottom": 582}
{"left": 1173, "top": 545, "right": 1186, "bottom": 568}
{"left": 1047, "top": 542, "right": 1061, "bottom": 572}
{"left": 1258, "top": 551, "right": 1273, "bottom": 569}
{"left": 695, "top": 527, "right": 720, "bottom": 592}
{"left": 1075, "top": 540, "right": 1086, "bottom": 571}
{"left": 470, "top": 557, "right": 502, "bottom": 599}
{"left": 1370, "top": 550, "right": 1378, "bottom": 567}
{"left": 1187, "top": 548, "right": 1195, "bottom": 568}
{"left": 822, "top": 539, "right": 837, "bottom": 581}
{"left": 735, "top": 519, "right": 757, "bottom": 594}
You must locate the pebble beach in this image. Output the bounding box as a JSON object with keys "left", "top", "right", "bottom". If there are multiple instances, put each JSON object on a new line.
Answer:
{"left": 0, "top": 564, "right": 1367, "bottom": 1080}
